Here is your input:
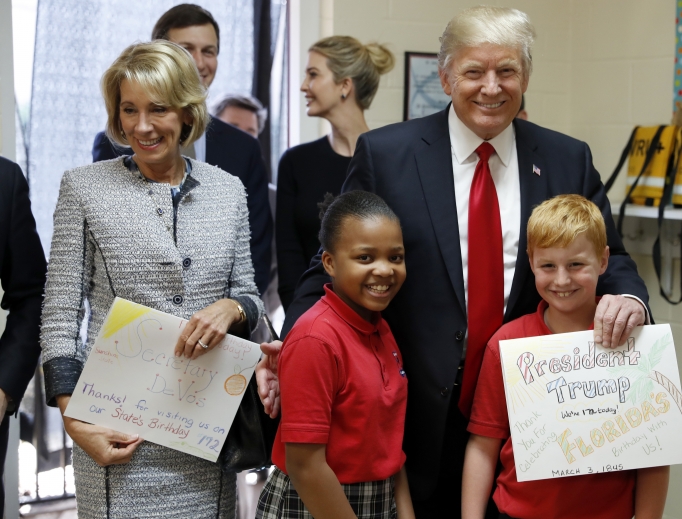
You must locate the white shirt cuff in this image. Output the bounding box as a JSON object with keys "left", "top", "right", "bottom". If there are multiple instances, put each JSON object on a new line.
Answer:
{"left": 622, "top": 294, "right": 651, "bottom": 324}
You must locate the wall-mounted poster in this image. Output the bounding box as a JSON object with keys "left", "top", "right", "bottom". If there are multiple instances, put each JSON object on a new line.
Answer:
{"left": 403, "top": 52, "right": 451, "bottom": 120}
{"left": 499, "top": 324, "right": 682, "bottom": 482}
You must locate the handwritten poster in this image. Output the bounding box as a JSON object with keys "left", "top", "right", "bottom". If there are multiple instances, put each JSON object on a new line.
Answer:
{"left": 499, "top": 324, "right": 682, "bottom": 481}
{"left": 65, "top": 297, "right": 261, "bottom": 462}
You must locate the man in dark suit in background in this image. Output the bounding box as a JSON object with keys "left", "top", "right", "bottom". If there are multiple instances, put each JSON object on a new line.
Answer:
{"left": 0, "top": 157, "right": 46, "bottom": 514}
{"left": 92, "top": 4, "right": 272, "bottom": 295}
{"left": 257, "top": 6, "right": 649, "bottom": 517}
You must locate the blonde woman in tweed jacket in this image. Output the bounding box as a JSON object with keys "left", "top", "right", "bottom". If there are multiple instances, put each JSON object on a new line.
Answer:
{"left": 40, "top": 41, "right": 264, "bottom": 519}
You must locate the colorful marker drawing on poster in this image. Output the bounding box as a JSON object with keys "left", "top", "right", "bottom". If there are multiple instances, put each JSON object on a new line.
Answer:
{"left": 499, "top": 324, "right": 682, "bottom": 482}
{"left": 65, "top": 297, "right": 262, "bottom": 462}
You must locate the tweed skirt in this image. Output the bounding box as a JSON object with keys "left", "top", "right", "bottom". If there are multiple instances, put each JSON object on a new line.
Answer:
{"left": 72, "top": 442, "right": 236, "bottom": 519}
{"left": 256, "top": 467, "right": 396, "bottom": 519}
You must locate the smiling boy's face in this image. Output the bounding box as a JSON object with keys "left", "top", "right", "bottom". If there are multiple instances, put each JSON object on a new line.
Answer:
{"left": 530, "top": 234, "right": 609, "bottom": 324}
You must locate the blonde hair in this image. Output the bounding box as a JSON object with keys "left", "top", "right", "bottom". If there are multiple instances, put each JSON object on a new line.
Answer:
{"left": 309, "top": 36, "right": 394, "bottom": 110}
{"left": 438, "top": 6, "right": 536, "bottom": 78}
{"left": 102, "top": 40, "right": 209, "bottom": 147}
{"left": 527, "top": 195, "right": 607, "bottom": 258}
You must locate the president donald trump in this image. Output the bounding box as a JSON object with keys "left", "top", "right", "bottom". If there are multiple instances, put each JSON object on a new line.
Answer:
{"left": 259, "top": 6, "right": 649, "bottom": 517}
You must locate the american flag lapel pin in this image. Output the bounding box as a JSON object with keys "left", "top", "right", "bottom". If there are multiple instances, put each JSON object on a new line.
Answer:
{"left": 533, "top": 164, "right": 541, "bottom": 176}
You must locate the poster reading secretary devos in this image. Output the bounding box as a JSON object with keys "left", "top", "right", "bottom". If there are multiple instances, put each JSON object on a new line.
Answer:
{"left": 499, "top": 324, "right": 682, "bottom": 482}
{"left": 65, "top": 298, "right": 261, "bottom": 462}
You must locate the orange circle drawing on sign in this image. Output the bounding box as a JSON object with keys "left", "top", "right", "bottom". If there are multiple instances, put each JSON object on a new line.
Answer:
{"left": 224, "top": 374, "right": 247, "bottom": 395}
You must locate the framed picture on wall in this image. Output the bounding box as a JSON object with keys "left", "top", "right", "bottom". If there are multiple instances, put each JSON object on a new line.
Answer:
{"left": 403, "top": 52, "right": 451, "bottom": 120}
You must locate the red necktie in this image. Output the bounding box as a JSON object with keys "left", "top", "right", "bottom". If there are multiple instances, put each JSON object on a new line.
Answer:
{"left": 459, "top": 142, "right": 504, "bottom": 417}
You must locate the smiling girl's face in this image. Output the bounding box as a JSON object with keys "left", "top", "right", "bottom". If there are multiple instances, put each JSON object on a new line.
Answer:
{"left": 322, "top": 215, "right": 406, "bottom": 322}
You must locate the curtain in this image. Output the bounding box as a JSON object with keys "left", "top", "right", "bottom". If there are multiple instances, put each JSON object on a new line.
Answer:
{"left": 28, "top": 0, "right": 254, "bottom": 253}
{"left": 269, "top": 0, "right": 288, "bottom": 183}
{"left": 23, "top": 0, "right": 255, "bottom": 478}
{"left": 253, "top": 0, "right": 288, "bottom": 182}
{"left": 253, "top": 0, "right": 271, "bottom": 179}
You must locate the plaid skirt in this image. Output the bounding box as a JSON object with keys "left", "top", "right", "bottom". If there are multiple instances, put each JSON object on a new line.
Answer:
{"left": 256, "top": 467, "right": 397, "bottom": 519}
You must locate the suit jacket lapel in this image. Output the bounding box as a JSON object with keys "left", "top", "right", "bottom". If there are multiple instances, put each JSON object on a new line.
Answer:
{"left": 415, "top": 109, "right": 467, "bottom": 315}
{"left": 506, "top": 121, "right": 548, "bottom": 320}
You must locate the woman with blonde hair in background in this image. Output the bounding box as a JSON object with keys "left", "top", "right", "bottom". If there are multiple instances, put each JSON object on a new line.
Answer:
{"left": 41, "top": 40, "right": 263, "bottom": 518}
{"left": 276, "top": 35, "right": 394, "bottom": 311}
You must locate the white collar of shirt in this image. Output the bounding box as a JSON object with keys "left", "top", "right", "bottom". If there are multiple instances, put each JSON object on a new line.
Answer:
{"left": 448, "top": 104, "right": 515, "bottom": 167}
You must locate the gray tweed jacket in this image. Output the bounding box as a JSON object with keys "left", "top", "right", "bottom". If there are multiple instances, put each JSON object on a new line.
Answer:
{"left": 41, "top": 157, "right": 264, "bottom": 405}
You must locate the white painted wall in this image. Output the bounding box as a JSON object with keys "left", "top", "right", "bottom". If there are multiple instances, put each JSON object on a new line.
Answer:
{"left": 326, "top": 0, "right": 682, "bottom": 349}
{"left": 295, "top": 0, "right": 682, "bottom": 515}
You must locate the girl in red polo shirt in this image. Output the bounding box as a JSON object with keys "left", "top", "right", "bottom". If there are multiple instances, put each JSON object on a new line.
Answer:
{"left": 256, "top": 191, "right": 414, "bottom": 519}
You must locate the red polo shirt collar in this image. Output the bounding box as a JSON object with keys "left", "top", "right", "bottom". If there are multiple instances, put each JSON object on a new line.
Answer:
{"left": 320, "top": 283, "right": 380, "bottom": 335}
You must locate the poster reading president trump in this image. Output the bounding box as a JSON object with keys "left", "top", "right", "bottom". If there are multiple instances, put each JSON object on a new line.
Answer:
{"left": 499, "top": 324, "right": 682, "bottom": 481}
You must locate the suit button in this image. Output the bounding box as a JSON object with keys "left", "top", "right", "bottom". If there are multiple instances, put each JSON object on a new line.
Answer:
{"left": 157, "top": 208, "right": 164, "bottom": 215}
{"left": 440, "top": 387, "right": 448, "bottom": 397}
{"left": 172, "top": 295, "right": 183, "bottom": 305}
{"left": 455, "top": 330, "right": 464, "bottom": 341}
{"left": 148, "top": 189, "right": 153, "bottom": 195}
{"left": 182, "top": 257, "right": 192, "bottom": 269}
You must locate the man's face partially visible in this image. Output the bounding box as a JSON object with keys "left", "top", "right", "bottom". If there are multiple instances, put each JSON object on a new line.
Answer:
{"left": 440, "top": 43, "right": 528, "bottom": 141}
{"left": 218, "top": 106, "right": 259, "bottom": 138}
{"left": 167, "top": 24, "right": 218, "bottom": 88}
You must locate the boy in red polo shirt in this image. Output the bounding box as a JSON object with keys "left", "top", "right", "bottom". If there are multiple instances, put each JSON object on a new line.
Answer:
{"left": 462, "top": 195, "right": 669, "bottom": 519}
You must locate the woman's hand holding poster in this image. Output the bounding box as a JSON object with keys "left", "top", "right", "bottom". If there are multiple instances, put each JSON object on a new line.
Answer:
{"left": 65, "top": 298, "right": 261, "bottom": 461}
{"left": 499, "top": 324, "right": 682, "bottom": 481}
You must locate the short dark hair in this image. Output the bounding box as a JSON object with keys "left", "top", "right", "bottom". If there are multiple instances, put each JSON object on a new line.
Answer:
{"left": 213, "top": 94, "right": 268, "bottom": 134}
{"left": 152, "top": 4, "right": 220, "bottom": 53}
{"left": 318, "top": 191, "right": 400, "bottom": 252}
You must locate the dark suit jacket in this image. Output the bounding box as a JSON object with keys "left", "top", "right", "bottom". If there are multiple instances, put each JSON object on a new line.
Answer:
{"left": 0, "top": 157, "right": 46, "bottom": 415}
{"left": 282, "top": 109, "right": 649, "bottom": 499}
{"left": 92, "top": 116, "right": 273, "bottom": 295}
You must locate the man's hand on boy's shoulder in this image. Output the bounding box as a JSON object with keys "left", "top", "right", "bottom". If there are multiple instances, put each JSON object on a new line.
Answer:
{"left": 593, "top": 295, "right": 647, "bottom": 348}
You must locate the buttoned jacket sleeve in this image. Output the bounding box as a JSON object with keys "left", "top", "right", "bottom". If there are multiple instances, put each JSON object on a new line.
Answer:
{"left": 41, "top": 172, "right": 96, "bottom": 405}
{"left": 226, "top": 180, "right": 265, "bottom": 334}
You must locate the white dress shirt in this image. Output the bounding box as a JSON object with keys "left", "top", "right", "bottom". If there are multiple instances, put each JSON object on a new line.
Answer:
{"left": 195, "top": 131, "right": 206, "bottom": 163}
{"left": 182, "top": 132, "right": 206, "bottom": 162}
{"left": 447, "top": 106, "right": 648, "bottom": 357}
{"left": 449, "top": 104, "right": 521, "bottom": 317}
